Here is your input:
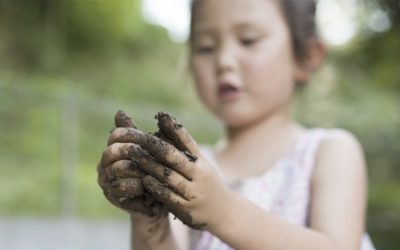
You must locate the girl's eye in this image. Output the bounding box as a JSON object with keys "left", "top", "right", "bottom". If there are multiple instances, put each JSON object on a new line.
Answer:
{"left": 240, "top": 37, "right": 258, "bottom": 46}
{"left": 196, "top": 46, "right": 214, "bottom": 54}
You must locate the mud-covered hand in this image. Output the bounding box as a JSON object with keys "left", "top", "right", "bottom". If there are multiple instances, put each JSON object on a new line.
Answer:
{"left": 97, "top": 111, "right": 165, "bottom": 217}
{"left": 109, "top": 112, "right": 234, "bottom": 230}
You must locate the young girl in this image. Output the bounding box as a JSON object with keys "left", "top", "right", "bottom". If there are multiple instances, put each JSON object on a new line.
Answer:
{"left": 97, "top": 0, "right": 376, "bottom": 249}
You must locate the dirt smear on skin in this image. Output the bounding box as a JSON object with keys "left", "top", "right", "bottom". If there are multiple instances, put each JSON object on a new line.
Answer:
{"left": 111, "top": 110, "right": 201, "bottom": 220}
{"left": 142, "top": 175, "right": 206, "bottom": 230}
{"left": 115, "top": 110, "right": 138, "bottom": 128}
{"left": 155, "top": 112, "right": 198, "bottom": 162}
{"left": 110, "top": 178, "right": 144, "bottom": 198}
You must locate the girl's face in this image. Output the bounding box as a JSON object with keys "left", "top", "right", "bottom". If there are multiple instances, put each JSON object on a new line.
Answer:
{"left": 190, "top": 0, "right": 299, "bottom": 129}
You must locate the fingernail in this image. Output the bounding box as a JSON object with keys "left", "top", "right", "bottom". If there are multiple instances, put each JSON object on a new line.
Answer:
{"left": 155, "top": 111, "right": 179, "bottom": 124}
{"left": 155, "top": 111, "right": 170, "bottom": 120}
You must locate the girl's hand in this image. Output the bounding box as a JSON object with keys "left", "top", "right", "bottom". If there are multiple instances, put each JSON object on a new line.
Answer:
{"left": 97, "top": 111, "right": 166, "bottom": 218}
{"left": 110, "top": 112, "right": 233, "bottom": 231}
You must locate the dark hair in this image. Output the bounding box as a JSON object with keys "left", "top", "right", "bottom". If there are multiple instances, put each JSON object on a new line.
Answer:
{"left": 189, "top": 0, "right": 318, "bottom": 62}
{"left": 280, "top": 0, "right": 317, "bottom": 61}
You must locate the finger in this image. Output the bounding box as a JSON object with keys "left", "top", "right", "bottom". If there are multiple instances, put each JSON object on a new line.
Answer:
{"left": 153, "top": 130, "right": 174, "bottom": 145}
{"left": 101, "top": 142, "right": 138, "bottom": 167}
{"left": 155, "top": 112, "right": 200, "bottom": 159}
{"left": 104, "top": 184, "right": 165, "bottom": 217}
{"left": 107, "top": 177, "right": 144, "bottom": 198}
{"left": 130, "top": 140, "right": 193, "bottom": 180}
{"left": 130, "top": 151, "right": 190, "bottom": 199}
{"left": 153, "top": 128, "right": 198, "bottom": 162}
{"left": 114, "top": 110, "right": 138, "bottom": 128}
{"left": 97, "top": 162, "right": 107, "bottom": 189}
{"left": 107, "top": 128, "right": 194, "bottom": 179}
{"left": 108, "top": 127, "right": 143, "bottom": 146}
{"left": 103, "top": 189, "right": 159, "bottom": 217}
{"left": 105, "top": 159, "right": 145, "bottom": 180}
{"left": 142, "top": 175, "right": 187, "bottom": 208}
{"left": 120, "top": 197, "right": 154, "bottom": 215}
{"left": 122, "top": 197, "right": 166, "bottom": 217}
{"left": 142, "top": 176, "right": 197, "bottom": 228}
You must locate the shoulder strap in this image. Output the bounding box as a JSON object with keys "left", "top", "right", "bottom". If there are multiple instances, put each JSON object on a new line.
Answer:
{"left": 291, "top": 128, "right": 330, "bottom": 178}
{"left": 270, "top": 128, "right": 331, "bottom": 226}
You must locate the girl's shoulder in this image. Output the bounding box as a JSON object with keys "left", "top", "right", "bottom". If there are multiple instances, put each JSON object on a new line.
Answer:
{"left": 313, "top": 128, "right": 365, "bottom": 165}
{"left": 291, "top": 127, "right": 366, "bottom": 181}
{"left": 276, "top": 127, "right": 363, "bottom": 169}
{"left": 310, "top": 127, "right": 367, "bottom": 187}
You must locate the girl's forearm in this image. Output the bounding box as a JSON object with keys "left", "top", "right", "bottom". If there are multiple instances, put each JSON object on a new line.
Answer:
{"left": 130, "top": 215, "right": 181, "bottom": 250}
{"left": 207, "top": 192, "right": 340, "bottom": 250}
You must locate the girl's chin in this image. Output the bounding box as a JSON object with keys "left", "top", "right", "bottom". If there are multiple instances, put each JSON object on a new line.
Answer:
{"left": 217, "top": 112, "right": 256, "bottom": 130}
{"left": 207, "top": 103, "right": 261, "bottom": 129}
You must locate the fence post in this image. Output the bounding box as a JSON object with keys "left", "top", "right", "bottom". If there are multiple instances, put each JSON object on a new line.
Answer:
{"left": 60, "top": 97, "right": 79, "bottom": 217}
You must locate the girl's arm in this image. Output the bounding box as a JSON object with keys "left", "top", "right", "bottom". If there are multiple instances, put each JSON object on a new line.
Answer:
{"left": 309, "top": 129, "right": 367, "bottom": 249}
{"left": 130, "top": 213, "right": 189, "bottom": 250}
{"left": 118, "top": 113, "right": 366, "bottom": 250}
{"left": 207, "top": 129, "right": 366, "bottom": 250}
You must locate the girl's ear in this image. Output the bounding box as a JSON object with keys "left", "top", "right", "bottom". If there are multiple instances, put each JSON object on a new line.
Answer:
{"left": 294, "top": 39, "right": 326, "bottom": 84}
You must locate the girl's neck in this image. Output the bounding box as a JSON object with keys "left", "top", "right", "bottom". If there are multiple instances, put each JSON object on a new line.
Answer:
{"left": 213, "top": 106, "right": 305, "bottom": 181}
{"left": 216, "top": 107, "right": 303, "bottom": 155}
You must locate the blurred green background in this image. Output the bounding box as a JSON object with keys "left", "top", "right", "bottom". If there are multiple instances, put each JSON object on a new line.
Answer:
{"left": 0, "top": 0, "right": 399, "bottom": 249}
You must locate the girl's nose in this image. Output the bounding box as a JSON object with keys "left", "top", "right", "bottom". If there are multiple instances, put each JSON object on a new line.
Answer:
{"left": 216, "top": 42, "right": 237, "bottom": 75}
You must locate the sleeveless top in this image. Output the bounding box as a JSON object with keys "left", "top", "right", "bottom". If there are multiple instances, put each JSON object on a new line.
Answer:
{"left": 190, "top": 128, "right": 375, "bottom": 250}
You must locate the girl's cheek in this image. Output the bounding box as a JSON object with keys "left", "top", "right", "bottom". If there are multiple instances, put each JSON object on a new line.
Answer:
{"left": 244, "top": 44, "right": 294, "bottom": 89}
{"left": 243, "top": 56, "right": 274, "bottom": 87}
{"left": 242, "top": 54, "right": 295, "bottom": 108}
{"left": 193, "top": 58, "right": 212, "bottom": 85}
{"left": 193, "top": 65, "right": 216, "bottom": 106}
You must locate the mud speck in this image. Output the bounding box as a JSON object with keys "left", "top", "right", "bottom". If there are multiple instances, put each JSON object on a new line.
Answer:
{"left": 163, "top": 167, "right": 172, "bottom": 177}
{"left": 184, "top": 150, "right": 198, "bottom": 162}
{"left": 110, "top": 178, "right": 144, "bottom": 197}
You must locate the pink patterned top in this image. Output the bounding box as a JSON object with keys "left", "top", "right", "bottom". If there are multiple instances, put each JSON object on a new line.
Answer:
{"left": 191, "top": 128, "right": 375, "bottom": 250}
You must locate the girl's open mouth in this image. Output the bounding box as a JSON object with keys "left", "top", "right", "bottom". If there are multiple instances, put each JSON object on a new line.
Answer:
{"left": 218, "top": 82, "right": 242, "bottom": 102}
